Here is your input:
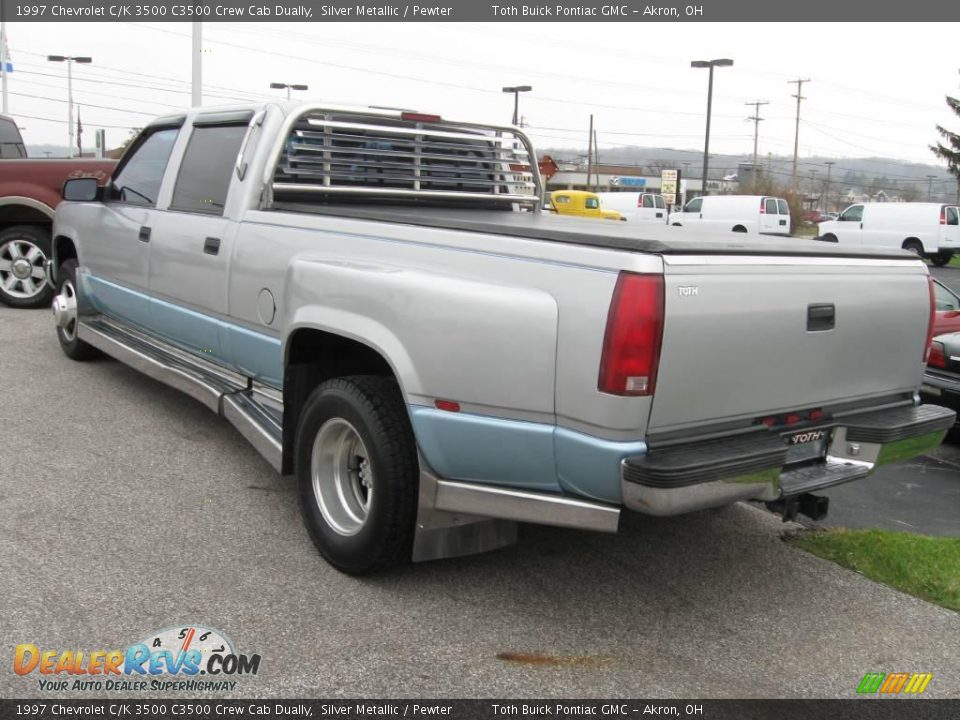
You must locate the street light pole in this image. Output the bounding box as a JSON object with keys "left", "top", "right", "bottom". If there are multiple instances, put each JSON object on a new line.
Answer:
{"left": 501, "top": 85, "right": 532, "bottom": 126}
{"left": 691, "top": 59, "right": 733, "bottom": 198}
{"left": 47, "top": 55, "right": 91, "bottom": 158}
{"left": 270, "top": 82, "right": 309, "bottom": 100}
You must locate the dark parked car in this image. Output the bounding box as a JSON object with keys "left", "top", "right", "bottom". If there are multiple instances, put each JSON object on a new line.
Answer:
{"left": 921, "top": 332, "right": 960, "bottom": 433}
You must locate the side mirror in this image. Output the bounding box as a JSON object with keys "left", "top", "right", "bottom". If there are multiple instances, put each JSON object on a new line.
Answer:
{"left": 62, "top": 177, "right": 101, "bottom": 202}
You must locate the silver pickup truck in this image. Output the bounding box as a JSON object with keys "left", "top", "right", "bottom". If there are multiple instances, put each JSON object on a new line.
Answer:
{"left": 47, "top": 103, "right": 955, "bottom": 573}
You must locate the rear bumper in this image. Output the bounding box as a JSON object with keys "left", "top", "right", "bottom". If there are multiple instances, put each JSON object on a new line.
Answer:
{"left": 621, "top": 404, "right": 956, "bottom": 516}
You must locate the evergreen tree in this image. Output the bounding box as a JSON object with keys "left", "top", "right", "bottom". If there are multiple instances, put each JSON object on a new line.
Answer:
{"left": 930, "top": 89, "right": 960, "bottom": 202}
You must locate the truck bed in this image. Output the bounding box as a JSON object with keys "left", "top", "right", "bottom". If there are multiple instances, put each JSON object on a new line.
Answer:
{"left": 271, "top": 202, "right": 913, "bottom": 260}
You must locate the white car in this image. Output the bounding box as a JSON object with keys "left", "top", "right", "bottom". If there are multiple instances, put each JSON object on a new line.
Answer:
{"left": 670, "top": 195, "right": 791, "bottom": 236}
{"left": 595, "top": 192, "right": 668, "bottom": 224}
{"left": 817, "top": 203, "right": 960, "bottom": 266}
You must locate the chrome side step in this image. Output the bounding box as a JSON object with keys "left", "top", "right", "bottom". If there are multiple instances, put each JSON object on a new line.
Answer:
{"left": 79, "top": 318, "right": 281, "bottom": 470}
{"left": 79, "top": 318, "right": 239, "bottom": 413}
{"left": 222, "top": 393, "right": 282, "bottom": 472}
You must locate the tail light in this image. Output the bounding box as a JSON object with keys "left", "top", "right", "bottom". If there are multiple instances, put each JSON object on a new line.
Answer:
{"left": 924, "top": 277, "right": 937, "bottom": 362}
{"left": 759, "top": 198, "right": 766, "bottom": 214}
{"left": 598, "top": 272, "right": 664, "bottom": 396}
{"left": 929, "top": 341, "right": 948, "bottom": 369}
{"left": 940, "top": 207, "right": 947, "bottom": 225}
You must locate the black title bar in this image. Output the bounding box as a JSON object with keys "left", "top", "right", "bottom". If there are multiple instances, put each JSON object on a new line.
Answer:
{"left": 0, "top": 0, "right": 958, "bottom": 22}
{"left": 2, "top": 700, "right": 960, "bottom": 720}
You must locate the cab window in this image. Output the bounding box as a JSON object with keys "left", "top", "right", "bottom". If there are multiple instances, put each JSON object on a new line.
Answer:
{"left": 777, "top": 199, "right": 789, "bottom": 215}
{"left": 764, "top": 198, "right": 777, "bottom": 214}
{"left": 110, "top": 127, "right": 180, "bottom": 206}
{"left": 946, "top": 207, "right": 959, "bottom": 226}
{"left": 171, "top": 124, "right": 248, "bottom": 215}
{"left": 684, "top": 197, "right": 702, "bottom": 213}
{"left": 839, "top": 205, "right": 864, "bottom": 222}
{"left": 585, "top": 197, "right": 600, "bottom": 210}
{"left": 641, "top": 195, "right": 654, "bottom": 208}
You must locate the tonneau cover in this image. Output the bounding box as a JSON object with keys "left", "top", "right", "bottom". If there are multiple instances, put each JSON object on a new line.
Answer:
{"left": 271, "top": 202, "right": 915, "bottom": 260}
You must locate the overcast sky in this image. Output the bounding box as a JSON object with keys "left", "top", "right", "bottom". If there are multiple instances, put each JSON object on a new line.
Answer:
{"left": 3, "top": 21, "right": 959, "bottom": 177}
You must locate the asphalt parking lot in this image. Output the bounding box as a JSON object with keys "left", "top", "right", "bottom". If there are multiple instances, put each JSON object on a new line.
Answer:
{"left": 2, "top": 305, "right": 959, "bottom": 699}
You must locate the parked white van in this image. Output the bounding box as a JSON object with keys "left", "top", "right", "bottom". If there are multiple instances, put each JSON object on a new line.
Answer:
{"left": 595, "top": 192, "right": 668, "bottom": 224}
{"left": 669, "top": 195, "right": 791, "bottom": 236}
{"left": 817, "top": 203, "right": 960, "bottom": 266}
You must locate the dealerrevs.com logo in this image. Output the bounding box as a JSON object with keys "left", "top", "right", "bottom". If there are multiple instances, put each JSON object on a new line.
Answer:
{"left": 14, "top": 625, "right": 261, "bottom": 692}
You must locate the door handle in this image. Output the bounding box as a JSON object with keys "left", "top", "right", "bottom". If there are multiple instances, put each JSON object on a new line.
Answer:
{"left": 203, "top": 237, "right": 221, "bottom": 256}
{"left": 138, "top": 226, "right": 151, "bottom": 243}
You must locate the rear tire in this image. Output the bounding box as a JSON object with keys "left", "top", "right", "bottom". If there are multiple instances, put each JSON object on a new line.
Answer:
{"left": 0, "top": 225, "right": 55, "bottom": 309}
{"left": 54, "top": 260, "right": 100, "bottom": 361}
{"left": 295, "top": 375, "right": 419, "bottom": 574}
{"left": 732, "top": 225, "right": 747, "bottom": 233}
{"left": 902, "top": 240, "right": 924, "bottom": 258}
{"left": 931, "top": 252, "right": 953, "bottom": 267}
{"left": 671, "top": 222, "right": 682, "bottom": 227}
{"left": 821, "top": 234, "right": 838, "bottom": 243}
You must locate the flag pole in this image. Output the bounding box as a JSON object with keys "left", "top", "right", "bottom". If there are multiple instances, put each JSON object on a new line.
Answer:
{"left": 1, "top": 20, "right": 9, "bottom": 114}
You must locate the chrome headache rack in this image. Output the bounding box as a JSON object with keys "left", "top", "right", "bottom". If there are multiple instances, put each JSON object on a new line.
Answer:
{"left": 265, "top": 106, "right": 542, "bottom": 209}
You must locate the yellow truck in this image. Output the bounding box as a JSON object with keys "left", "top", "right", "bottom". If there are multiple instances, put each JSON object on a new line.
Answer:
{"left": 548, "top": 190, "right": 624, "bottom": 221}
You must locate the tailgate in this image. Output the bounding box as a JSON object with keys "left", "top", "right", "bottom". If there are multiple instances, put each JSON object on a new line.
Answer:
{"left": 647, "top": 256, "right": 930, "bottom": 433}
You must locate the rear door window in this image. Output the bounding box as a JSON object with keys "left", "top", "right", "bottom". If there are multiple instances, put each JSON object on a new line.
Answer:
{"left": 764, "top": 198, "right": 778, "bottom": 214}
{"left": 654, "top": 196, "right": 666, "bottom": 209}
{"left": 777, "top": 199, "right": 789, "bottom": 215}
{"left": 171, "top": 124, "right": 248, "bottom": 215}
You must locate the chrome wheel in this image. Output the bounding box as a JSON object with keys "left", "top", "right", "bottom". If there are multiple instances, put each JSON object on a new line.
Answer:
{"left": 0, "top": 238, "right": 47, "bottom": 301}
{"left": 52, "top": 279, "right": 79, "bottom": 342}
{"left": 311, "top": 417, "right": 373, "bottom": 536}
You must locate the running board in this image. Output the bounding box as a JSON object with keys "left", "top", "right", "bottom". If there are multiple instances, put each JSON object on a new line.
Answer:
{"left": 78, "top": 318, "right": 282, "bottom": 470}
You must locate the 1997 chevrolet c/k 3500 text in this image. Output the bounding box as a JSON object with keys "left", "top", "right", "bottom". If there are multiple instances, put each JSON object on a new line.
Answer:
{"left": 47, "top": 103, "right": 955, "bottom": 573}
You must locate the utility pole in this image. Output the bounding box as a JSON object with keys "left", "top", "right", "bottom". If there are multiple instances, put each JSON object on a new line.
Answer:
{"left": 788, "top": 78, "right": 810, "bottom": 193}
{"left": 824, "top": 161, "right": 834, "bottom": 211}
{"left": 191, "top": 22, "right": 202, "bottom": 106}
{"left": 744, "top": 100, "right": 769, "bottom": 171}
{"left": 586, "top": 114, "right": 594, "bottom": 192}
{"left": 926, "top": 174, "right": 937, "bottom": 201}
{"left": 593, "top": 128, "right": 600, "bottom": 190}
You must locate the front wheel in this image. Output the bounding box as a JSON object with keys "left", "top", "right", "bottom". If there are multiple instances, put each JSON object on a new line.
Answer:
{"left": 295, "top": 375, "right": 419, "bottom": 574}
{"left": 931, "top": 252, "right": 953, "bottom": 267}
{"left": 820, "top": 233, "right": 838, "bottom": 243}
{"left": 0, "top": 225, "right": 55, "bottom": 309}
{"left": 53, "top": 259, "right": 100, "bottom": 361}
